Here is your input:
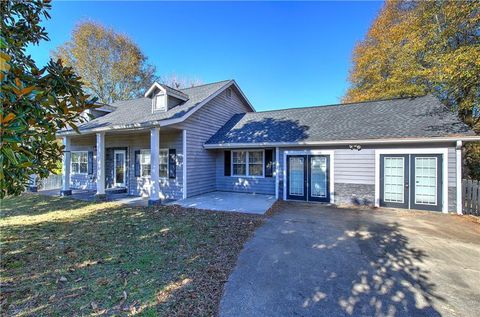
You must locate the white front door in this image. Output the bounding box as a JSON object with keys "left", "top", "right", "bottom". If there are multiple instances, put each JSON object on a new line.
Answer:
{"left": 113, "top": 150, "right": 126, "bottom": 187}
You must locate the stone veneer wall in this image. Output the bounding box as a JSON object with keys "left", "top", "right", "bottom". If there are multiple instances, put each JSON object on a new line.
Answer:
{"left": 448, "top": 187, "right": 456, "bottom": 212}
{"left": 334, "top": 183, "right": 375, "bottom": 207}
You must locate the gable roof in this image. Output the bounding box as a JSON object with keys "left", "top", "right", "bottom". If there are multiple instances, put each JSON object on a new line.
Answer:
{"left": 144, "top": 82, "right": 189, "bottom": 100}
{"left": 60, "top": 80, "right": 254, "bottom": 135}
{"left": 205, "top": 95, "right": 477, "bottom": 147}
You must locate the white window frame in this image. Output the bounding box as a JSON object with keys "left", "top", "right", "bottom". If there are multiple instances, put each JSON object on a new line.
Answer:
{"left": 139, "top": 149, "right": 151, "bottom": 178}
{"left": 159, "top": 148, "right": 169, "bottom": 179}
{"left": 231, "top": 149, "right": 265, "bottom": 178}
{"left": 71, "top": 151, "right": 88, "bottom": 175}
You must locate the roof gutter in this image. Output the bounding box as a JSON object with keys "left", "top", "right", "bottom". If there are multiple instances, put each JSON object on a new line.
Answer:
{"left": 203, "top": 136, "right": 480, "bottom": 149}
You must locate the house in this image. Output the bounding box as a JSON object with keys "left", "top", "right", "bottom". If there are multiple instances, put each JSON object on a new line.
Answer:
{"left": 57, "top": 79, "right": 479, "bottom": 213}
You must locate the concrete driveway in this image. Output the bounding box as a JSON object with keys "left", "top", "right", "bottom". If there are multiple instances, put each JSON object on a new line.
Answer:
{"left": 220, "top": 202, "right": 480, "bottom": 317}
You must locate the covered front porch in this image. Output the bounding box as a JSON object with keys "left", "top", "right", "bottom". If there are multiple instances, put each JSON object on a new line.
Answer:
{"left": 60, "top": 126, "right": 186, "bottom": 206}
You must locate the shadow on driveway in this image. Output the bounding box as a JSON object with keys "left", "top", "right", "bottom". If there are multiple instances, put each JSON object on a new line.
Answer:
{"left": 220, "top": 202, "right": 480, "bottom": 317}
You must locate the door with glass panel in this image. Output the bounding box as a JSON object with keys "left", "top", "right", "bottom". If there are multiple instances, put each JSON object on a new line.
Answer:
{"left": 410, "top": 154, "right": 442, "bottom": 211}
{"left": 308, "top": 155, "right": 330, "bottom": 202}
{"left": 287, "top": 155, "right": 307, "bottom": 200}
{"left": 287, "top": 155, "right": 330, "bottom": 202}
{"left": 380, "top": 154, "right": 409, "bottom": 208}
{"left": 113, "top": 150, "right": 126, "bottom": 187}
{"left": 380, "top": 154, "right": 442, "bottom": 211}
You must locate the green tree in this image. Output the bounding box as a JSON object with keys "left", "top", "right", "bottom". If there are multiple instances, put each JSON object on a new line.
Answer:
{"left": 344, "top": 0, "right": 480, "bottom": 178}
{"left": 0, "top": 0, "right": 95, "bottom": 197}
{"left": 54, "top": 21, "right": 158, "bottom": 104}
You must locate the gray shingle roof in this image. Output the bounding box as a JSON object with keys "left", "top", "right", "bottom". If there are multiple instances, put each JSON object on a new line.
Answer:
{"left": 206, "top": 95, "right": 475, "bottom": 145}
{"left": 71, "top": 80, "right": 232, "bottom": 133}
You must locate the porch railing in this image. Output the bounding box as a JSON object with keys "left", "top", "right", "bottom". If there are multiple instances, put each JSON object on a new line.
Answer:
{"left": 37, "top": 174, "right": 63, "bottom": 191}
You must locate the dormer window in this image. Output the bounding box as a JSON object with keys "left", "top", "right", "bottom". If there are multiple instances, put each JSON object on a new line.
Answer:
{"left": 154, "top": 93, "right": 166, "bottom": 111}
{"left": 145, "top": 82, "right": 189, "bottom": 113}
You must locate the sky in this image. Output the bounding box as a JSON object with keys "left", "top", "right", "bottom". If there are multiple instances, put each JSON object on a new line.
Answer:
{"left": 27, "top": 1, "right": 383, "bottom": 112}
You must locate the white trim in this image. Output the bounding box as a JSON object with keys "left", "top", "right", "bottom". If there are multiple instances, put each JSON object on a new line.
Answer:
{"left": 96, "top": 132, "right": 106, "bottom": 195}
{"left": 159, "top": 80, "right": 255, "bottom": 127}
{"left": 183, "top": 130, "right": 187, "bottom": 199}
{"left": 113, "top": 150, "right": 127, "bottom": 187}
{"left": 275, "top": 147, "right": 279, "bottom": 199}
{"left": 413, "top": 156, "right": 438, "bottom": 206}
{"left": 62, "top": 136, "right": 71, "bottom": 191}
{"left": 456, "top": 140, "right": 462, "bottom": 214}
{"left": 282, "top": 150, "right": 335, "bottom": 204}
{"left": 139, "top": 149, "right": 151, "bottom": 178}
{"left": 374, "top": 148, "right": 449, "bottom": 213}
{"left": 204, "top": 136, "right": 480, "bottom": 149}
{"left": 150, "top": 127, "right": 160, "bottom": 201}
{"left": 159, "top": 148, "right": 169, "bottom": 179}
{"left": 70, "top": 150, "right": 89, "bottom": 175}
{"left": 231, "top": 149, "right": 265, "bottom": 178}
{"left": 144, "top": 82, "right": 166, "bottom": 98}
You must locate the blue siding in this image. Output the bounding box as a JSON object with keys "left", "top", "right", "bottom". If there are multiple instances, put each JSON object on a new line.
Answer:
{"left": 215, "top": 150, "right": 275, "bottom": 195}
{"left": 69, "top": 131, "right": 184, "bottom": 200}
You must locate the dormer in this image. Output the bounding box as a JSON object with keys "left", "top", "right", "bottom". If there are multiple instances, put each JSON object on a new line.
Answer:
{"left": 145, "top": 82, "right": 189, "bottom": 113}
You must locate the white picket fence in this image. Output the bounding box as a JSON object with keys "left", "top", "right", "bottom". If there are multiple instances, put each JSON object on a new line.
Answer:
{"left": 37, "top": 174, "right": 63, "bottom": 191}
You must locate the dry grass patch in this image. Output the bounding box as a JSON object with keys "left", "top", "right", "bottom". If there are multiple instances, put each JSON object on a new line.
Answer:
{"left": 0, "top": 194, "right": 264, "bottom": 316}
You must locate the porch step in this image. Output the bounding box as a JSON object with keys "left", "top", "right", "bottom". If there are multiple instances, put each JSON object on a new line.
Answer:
{"left": 106, "top": 187, "right": 127, "bottom": 194}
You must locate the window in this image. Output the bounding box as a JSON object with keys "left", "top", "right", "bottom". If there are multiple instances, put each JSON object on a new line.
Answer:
{"left": 159, "top": 149, "right": 168, "bottom": 178}
{"left": 154, "top": 93, "right": 166, "bottom": 111}
{"left": 140, "top": 149, "right": 151, "bottom": 177}
{"left": 232, "top": 150, "right": 264, "bottom": 177}
{"left": 232, "top": 151, "right": 247, "bottom": 176}
{"left": 71, "top": 151, "right": 88, "bottom": 174}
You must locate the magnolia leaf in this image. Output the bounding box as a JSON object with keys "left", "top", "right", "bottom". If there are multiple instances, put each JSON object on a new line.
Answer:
{"left": 2, "top": 147, "right": 19, "bottom": 165}
{"left": 2, "top": 113, "right": 15, "bottom": 124}
{"left": 20, "top": 86, "right": 35, "bottom": 96}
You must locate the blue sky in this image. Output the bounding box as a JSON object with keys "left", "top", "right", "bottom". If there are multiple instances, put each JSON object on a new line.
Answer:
{"left": 27, "top": 1, "right": 383, "bottom": 111}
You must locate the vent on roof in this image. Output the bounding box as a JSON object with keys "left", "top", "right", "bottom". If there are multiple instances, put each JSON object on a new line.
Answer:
{"left": 226, "top": 88, "right": 232, "bottom": 99}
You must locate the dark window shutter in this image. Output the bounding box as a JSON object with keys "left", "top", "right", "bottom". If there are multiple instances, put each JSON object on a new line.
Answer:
{"left": 134, "top": 150, "right": 140, "bottom": 177}
{"left": 169, "top": 149, "right": 176, "bottom": 179}
{"left": 265, "top": 149, "right": 274, "bottom": 177}
{"left": 224, "top": 150, "right": 231, "bottom": 176}
{"left": 88, "top": 151, "right": 94, "bottom": 174}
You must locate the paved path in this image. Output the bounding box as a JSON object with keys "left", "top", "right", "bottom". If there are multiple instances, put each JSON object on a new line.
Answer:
{"left": 170, "top": 191, "right": 275, "bottom": 214}
{"left": 220, "top": 202, "right": 480, "bottom": 317}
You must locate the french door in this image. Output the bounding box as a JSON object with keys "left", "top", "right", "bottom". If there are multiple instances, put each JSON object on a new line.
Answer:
{"left": 380, "top": 154, "right": 442, "bottom": 211}
{"left": 287, "top": 155, "right": 330, "bottom": 202}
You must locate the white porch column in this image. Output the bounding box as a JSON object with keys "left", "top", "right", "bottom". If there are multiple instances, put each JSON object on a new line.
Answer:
{"left": 149, "top": 127, "right": 161, "bottom": 205}
{"left": 456, "top": 140, "right": 463, "bottom": 215}
{"left": 275, "top": 147, "right": 279, "bottom": 199}
{"left": 95, "top": 132, "right": 106, "bottom": 197}
{"left": 60, "top": 136, "right": 72, "bottom": 195}
{"left": 182, "top": 129, "right": 187, "bottom": 199}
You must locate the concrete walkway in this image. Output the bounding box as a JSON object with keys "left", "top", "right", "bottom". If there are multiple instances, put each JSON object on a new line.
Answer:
{"left": 170, "top": 191, "right": 276, "bottom": 214}
{"left": 220, "top": 202, "right": 480, "bottom": 317}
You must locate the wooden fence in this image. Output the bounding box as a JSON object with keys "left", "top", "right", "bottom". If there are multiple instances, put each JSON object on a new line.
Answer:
{"left": 463, "top": 179, "right": 480, "bottom": 215}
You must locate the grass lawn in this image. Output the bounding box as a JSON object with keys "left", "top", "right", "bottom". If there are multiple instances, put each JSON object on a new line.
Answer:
{"left": 0, "top": 194, "right": 264, "bottom": 316}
